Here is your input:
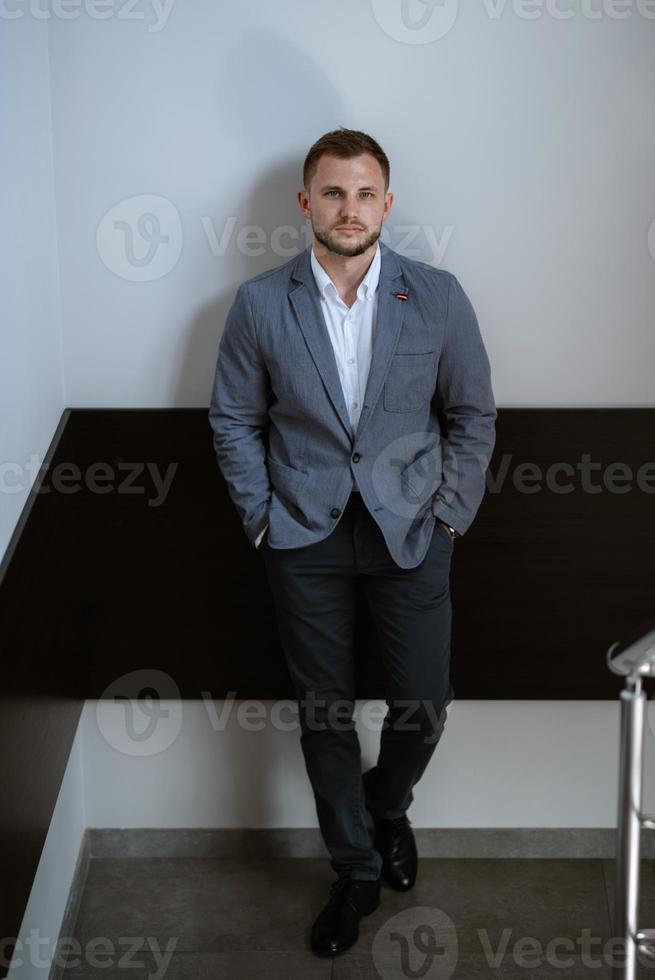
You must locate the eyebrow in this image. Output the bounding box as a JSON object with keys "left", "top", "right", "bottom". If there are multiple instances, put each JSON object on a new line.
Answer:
{"left": 319, "top": 184, "right": 379, "bottom": 191}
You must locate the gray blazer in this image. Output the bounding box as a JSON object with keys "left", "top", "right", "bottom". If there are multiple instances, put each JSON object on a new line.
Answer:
{"left": 208, "top": 240, "right": 496, "bottom": 569}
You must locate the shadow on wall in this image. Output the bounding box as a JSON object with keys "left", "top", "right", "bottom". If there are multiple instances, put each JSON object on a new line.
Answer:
{"left": 179, "top": 28, "right": 346, "bottom": 405}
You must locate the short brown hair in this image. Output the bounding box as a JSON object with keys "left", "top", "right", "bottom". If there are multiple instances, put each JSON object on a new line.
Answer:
{"left": 303, "top": 128, "right": 390, "bottom": 193}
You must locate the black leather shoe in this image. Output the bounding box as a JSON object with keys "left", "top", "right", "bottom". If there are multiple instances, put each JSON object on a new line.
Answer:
{"left": 310, "top": 876, "right": 380, "bottom": 957}
{"left": 370, "top": 814, "right": 418, "bottom": 891}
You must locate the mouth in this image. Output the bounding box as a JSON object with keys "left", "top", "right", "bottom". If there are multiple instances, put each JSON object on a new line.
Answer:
{"left": 336, "top": 226, "right": 364, "bottom": 232}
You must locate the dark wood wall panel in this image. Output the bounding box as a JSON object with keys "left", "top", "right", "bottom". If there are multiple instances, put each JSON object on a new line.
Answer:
{"left": 452, "top": 409, "right": 655, "bottom": 698}
{"left": 4, "top": 407, "right": 654, "bottom": 701}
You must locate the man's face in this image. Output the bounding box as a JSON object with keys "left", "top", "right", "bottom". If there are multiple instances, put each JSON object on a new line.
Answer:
{"left": 299, "top": 152, "right": 393, "bottom": 258}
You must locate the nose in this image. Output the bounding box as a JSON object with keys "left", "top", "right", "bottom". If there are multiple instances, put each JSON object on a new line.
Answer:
{"left": 338, "top": 198, "right": 362, "bottom": 222}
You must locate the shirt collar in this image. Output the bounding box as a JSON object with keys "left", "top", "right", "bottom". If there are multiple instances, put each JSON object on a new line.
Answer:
{"left": 310, "top": 241, "right": 381, "bottom": 304}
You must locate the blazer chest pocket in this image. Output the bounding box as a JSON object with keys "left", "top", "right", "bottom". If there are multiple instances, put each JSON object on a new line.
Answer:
{"left": 384, "top": 350, "right": 437, "bottom": 413}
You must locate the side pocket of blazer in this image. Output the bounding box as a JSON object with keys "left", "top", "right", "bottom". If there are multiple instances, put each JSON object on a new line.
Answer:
{"left": 266, "top": 456, "right": 310, "bottom": 512}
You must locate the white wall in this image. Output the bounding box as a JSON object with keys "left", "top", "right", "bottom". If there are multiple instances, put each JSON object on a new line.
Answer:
{"left": 0, "top": 16, "right": 64, "bottom": 566}
{"left": 7, "top": 722, "right": 86, "bottom": 980}
{"left": 44, "top": 1, "right": 655, "bottom": 407}
{"left": 82, "top": 698, "right": 633, "bottom": 829}
{"left": 78, "top": 695, "right": 655, "bottom": 829}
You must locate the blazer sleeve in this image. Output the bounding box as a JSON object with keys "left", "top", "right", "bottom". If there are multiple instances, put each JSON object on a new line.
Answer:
{"left": 208, "top": 283, "right": 271, "bottom": 546}
{"left": 431, "top": 274, "right": 497, "bottom": 536}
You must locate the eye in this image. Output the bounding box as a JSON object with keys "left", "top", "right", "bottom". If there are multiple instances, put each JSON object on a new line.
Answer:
{"left": 361, "top": 192, "right": 374, "bottom": 198}
{"left": 325, "top": 190, "right": 340, "bottom": 197}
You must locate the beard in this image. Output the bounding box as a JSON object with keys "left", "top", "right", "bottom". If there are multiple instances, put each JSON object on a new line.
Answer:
{"left": 312, "top": 221, "right": 381, "bottom": 258}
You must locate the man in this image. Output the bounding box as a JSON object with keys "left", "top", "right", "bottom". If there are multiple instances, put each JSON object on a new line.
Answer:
{"left": 208, "top": 128, "right": 497, "bottom": 957}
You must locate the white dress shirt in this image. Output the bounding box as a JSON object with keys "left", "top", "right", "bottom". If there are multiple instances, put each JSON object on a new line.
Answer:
{"left": 255, "top": 241, "right": 382, "bottom": 548}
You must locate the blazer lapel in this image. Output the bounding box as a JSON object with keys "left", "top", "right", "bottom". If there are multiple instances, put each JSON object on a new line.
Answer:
{"left": 357, "top": 243, "right": 408, "bottom": 440}
{"left": 288, "top": 252, "right": 351, "bottom": 435}
{"left": 288, "top": 239, "right": 408, "bottom": 440}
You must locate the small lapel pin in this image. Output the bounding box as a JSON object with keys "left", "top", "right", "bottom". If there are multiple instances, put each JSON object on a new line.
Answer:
{"left": 394, "top": 292, "right": 408, "bottom": 301}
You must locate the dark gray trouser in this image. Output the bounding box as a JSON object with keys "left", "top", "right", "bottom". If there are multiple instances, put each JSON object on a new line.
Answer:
{"left": 259, "top": 490, "right": 454, "bottom": 881}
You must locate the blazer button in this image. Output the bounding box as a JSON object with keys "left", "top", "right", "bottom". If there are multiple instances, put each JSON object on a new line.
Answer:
{"left": 330, "top": 508, "right": 340, "bottom": 518}
{"left": 352, "top": 452, "right": 360, "bottom": 462}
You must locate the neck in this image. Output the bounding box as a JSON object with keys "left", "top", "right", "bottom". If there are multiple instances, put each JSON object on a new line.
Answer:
{"left": 312, "top": 239, "right": 378, "bottom": 295}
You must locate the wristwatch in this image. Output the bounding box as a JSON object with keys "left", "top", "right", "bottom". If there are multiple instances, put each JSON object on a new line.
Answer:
{"left": 439, "top": 521, "right": 458, "bottom": 540}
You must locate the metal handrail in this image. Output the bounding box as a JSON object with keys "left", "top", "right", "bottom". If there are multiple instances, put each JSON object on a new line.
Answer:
{"left": 607, "top": 613, "right": 655, "bottom": 979}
